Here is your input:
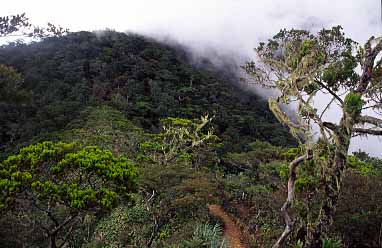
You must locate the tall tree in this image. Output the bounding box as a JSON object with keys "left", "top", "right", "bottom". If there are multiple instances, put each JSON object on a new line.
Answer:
{"left": 244, "top": 26, "right": 382, "bottom": 247}
{"left": 139, "top": 115, "right": 216, "bottom": 166}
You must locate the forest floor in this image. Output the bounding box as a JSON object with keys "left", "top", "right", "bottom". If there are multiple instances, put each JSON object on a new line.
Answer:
{"left": 208, "top": 204, "right": 249, "bottom": 248}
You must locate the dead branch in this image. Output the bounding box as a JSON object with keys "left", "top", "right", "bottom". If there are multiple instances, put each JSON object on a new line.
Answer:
{"left": 358, "top": 115, "right": 382, "bottom": 128}
{"left": 272, "top": 151, "right": 313, "bottom": 248}
{"left": 315, "top": 79, "right": 344, "bottom": 105}
{"left": 353, "top": 127, "right": 382, "bottom": 136}
{"left": 320, "top": 97, "right": 336, "bottom": 119}
{"left": 356, "top": 38, "right": 382, "bottom": 94}
{"left": 322, "top": 122, "right": 339, "bottom": 134}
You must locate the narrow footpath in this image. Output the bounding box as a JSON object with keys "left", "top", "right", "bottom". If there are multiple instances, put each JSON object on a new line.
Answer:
{"left": 208, "top": 204, "right": 249, "bottom": 248}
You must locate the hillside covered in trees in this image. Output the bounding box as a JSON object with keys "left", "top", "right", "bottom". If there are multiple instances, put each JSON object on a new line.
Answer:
{"left": 1, "top": 30, "right": 382, "bottom": 248}
{"left": 0, "top": 31, "right": 296, "bottom": 156}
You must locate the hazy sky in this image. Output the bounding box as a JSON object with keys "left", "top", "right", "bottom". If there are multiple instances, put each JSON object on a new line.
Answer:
{"left": 2, "top": 0, "right": 381, "bottom": 54}
{"left": 2, "top": 0, "right": 382, "bottom": 155}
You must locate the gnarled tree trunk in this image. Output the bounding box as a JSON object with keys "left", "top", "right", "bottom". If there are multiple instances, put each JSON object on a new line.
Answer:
{"left": 307, "top": 113, "right": 354, "bottom": 248}
{"left": 273, "top": 152, "right": 312, "bottom": 248}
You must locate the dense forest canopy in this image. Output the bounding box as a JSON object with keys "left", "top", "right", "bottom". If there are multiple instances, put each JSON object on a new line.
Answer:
{"left": 0, "top": 30, "right": 296, "bottom": 157}
{"left": 0, "top": 15, "right": 381, "bottom": 248}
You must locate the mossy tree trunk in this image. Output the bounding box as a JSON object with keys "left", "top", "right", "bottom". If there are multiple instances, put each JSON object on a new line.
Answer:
{"left": 307, "top": 112, "right": 354, "bottom": 247}
{"left": 245, "top": 27, "right": 382, "bottom": 248}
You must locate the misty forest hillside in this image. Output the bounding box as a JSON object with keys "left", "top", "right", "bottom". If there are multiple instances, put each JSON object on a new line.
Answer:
{"left": 1, "top": 31, "right": 382, "bottom": 247}
{"left": 0, "top": 31, "right": 294, "bottom": 157}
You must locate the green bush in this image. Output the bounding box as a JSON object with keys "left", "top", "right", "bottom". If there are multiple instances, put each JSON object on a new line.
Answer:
{"left": 182, "top": 223, "right": 227, "bottom": 248}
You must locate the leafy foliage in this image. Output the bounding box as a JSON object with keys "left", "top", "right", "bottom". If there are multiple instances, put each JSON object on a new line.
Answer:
{"left": 0, "top": 141, "right": 137, "bottom": 247}
{"left": 1, "top": 24, "right": 380, "bottom": 248}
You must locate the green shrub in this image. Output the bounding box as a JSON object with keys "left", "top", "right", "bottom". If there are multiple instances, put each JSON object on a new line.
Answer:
{"left": 322, "top": 238, "right": 342, "bottom": 248}
{"left": 182, "top": 223, "right": 227, "bottom": 248}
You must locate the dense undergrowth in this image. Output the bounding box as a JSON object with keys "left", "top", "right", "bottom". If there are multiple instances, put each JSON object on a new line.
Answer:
{"left": 0, "top": 31, "right": 381, "bottom": 247}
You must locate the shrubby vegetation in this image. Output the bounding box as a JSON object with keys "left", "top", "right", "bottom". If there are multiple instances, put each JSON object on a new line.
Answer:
{"left": 1, "top": 18, "right": 381, "bottom": 247}
{"left": 0, "top": 141, "right": 137, "bottom": 247}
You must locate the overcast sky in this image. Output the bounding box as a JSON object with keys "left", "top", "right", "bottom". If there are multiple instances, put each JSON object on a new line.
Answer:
{"left": 2, "top": 0, "right": 382, "bottom": 155}
{"left": 2, "top": 0, "right": 381, "bottom": 54}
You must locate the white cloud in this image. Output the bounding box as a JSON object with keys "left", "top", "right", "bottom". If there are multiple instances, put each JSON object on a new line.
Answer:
{"left": 2, "top": 1, "right": 380, "bottom": 51}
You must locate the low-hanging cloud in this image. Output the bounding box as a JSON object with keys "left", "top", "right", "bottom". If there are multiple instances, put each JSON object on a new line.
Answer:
{"left": 2, "top": 0, "right": 380, "bottom": 53}
{"left": 1, "top": 0, "right": 382, "bottom": 156}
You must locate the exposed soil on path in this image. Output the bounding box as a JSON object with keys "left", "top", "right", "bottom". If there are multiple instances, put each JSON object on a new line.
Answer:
{"left": 209, "top": 204, "right": 249, "bottom": 248}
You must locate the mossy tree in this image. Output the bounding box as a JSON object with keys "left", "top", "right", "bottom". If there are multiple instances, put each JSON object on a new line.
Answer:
{"left": 139, "top": 115, "right": 218, "bottom": 166}
{"left": 0, "top": 141, "right": 138, "bottom": 248}
{"left": 244, "top": 26, "right": 382, "bottom": 247}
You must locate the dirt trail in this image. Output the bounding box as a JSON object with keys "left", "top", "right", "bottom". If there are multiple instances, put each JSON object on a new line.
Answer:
{"left": 208, "top": 204, "right": 249, "bottom": 248}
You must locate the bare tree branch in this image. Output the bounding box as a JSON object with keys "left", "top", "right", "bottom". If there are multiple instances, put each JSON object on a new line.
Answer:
{"left": 353, "top": 127, "right": 382, "bottom": 136}
{"left": 315, "top": 79, "right": 344, "bottom": 105}
{"left": 320, "top": 97, "right": 336, "bottom": 119}
{"left": 356, "top": 38, "right": 382, "bottom": 94}
{"left": 273, "top": 151, "right": 313, "bottom": 248}
{"left": 358, "top": 115, "right": 382, "bottom": 127}
{"left": 322, "top": 122, "right": 339, "bottom": 134}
